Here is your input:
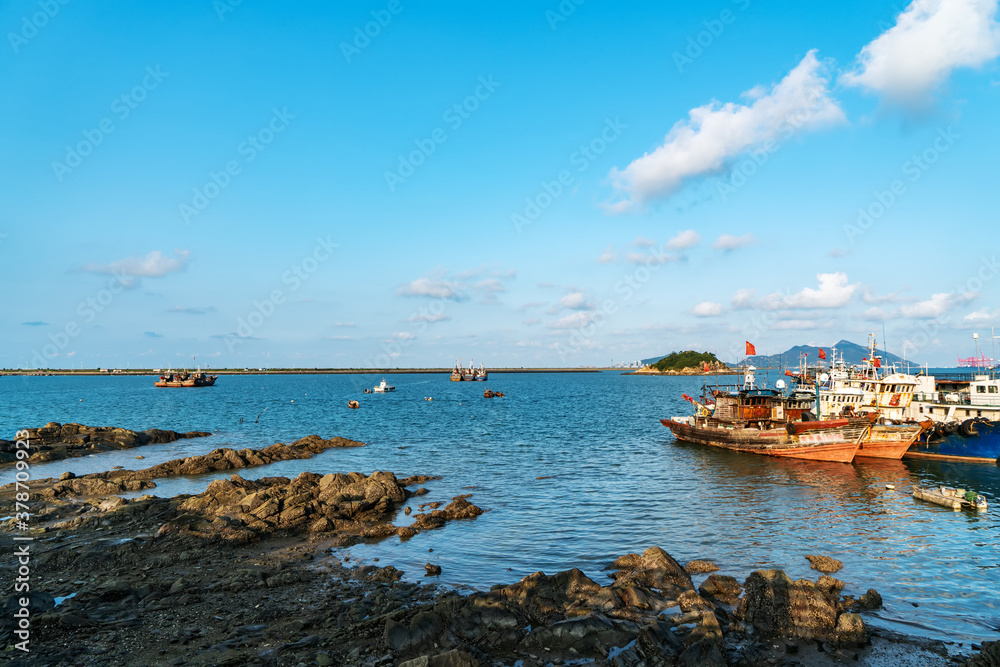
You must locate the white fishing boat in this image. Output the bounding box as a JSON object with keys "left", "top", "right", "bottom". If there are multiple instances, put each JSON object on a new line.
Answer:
{"left": 373, "top": 378, "right": 395, "bottom": 393}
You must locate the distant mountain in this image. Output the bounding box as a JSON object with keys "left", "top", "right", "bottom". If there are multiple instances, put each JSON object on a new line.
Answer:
{"left": 744, "top": 339, "right": 909, "bottom": 368}
{"left": 641, "top": 354, "right": 669, "bottom": 366}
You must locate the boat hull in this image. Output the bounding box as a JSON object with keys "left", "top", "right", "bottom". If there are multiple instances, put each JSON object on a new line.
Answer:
{"left": 661, "top": 419, "right": 860, "bottom": 463}
{"left": 856, "top": 425, "right": 924, "bottom": 460}
{"left": 906, "top": 420, "right": 1000, "bottom": 462}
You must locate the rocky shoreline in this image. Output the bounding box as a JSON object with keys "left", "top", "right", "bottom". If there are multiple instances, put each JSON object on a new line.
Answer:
{"left": 0, "top": 423, "right": 211, "bottom": 467}
{"left": 1, "top": 430, "right": 992, "bottom": 666}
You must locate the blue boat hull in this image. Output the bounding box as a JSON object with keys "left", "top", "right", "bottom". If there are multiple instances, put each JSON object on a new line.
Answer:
{"left": 907, "top": 420, "right": 1000, "bottom": 462}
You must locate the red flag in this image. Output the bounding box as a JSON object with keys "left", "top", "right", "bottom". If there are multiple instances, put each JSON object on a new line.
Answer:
{"left": 745, "top": 341, "right": 756, "bottom": 355}
{"left": 784, "top": 369, "right": 794, "bottom": 376}
{"left": 874, "top": 358, "right": 881, "bottom": 368}
{"left": 703, "top": 362, "right": 710, "bottom": 372}
{"left": 818, "top": 348, "right": 827, "bottom": 360}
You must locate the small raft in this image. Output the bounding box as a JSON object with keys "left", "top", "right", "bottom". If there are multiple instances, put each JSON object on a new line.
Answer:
{"left": 913, "top": 485, "right": 987, "bottom": 511}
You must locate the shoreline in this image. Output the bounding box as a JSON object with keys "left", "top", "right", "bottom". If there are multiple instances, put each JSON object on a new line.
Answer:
{"left": 0, "top": 426, "right": 990, "bottom": 665}
{"left": 2, "top": 368, "right": 610, "bottom": 376}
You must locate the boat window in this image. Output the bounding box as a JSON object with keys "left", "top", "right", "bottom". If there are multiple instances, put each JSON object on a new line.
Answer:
{"left": 966, "top": 410, "right": 971, "bottom": 416}
{"left": 977, "top": 410, "right": 982, "bottom": 417}
{"left": 918, "top": 407, "right": 923, "bottom": 413}
{"left": 990, "top": 386, "right": 998, "bottom": 394}
{"left": 977, "top": 385, "right": 986, "bottom": 393}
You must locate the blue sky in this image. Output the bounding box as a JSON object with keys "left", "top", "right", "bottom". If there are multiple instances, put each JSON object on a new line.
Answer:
{"left": 2, "top": 0, "right": 999, "bottom": 369}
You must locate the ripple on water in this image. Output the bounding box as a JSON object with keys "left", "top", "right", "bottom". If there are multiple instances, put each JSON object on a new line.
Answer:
{"left": 2, "top": 371, "right": 998, "bottom": 644}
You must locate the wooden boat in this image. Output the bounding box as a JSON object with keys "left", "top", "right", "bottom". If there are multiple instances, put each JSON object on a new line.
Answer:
{"left": 154, "top": 371, "right": 217, "bottom": 388}
{"left": 856, "top": 422, "right": 927, "bottom": 459}
{"left": 661, "top": 366, "right": 865, "bottom": 463}
{"left": 913, "top": 485, "right": 987, "bottom": 511}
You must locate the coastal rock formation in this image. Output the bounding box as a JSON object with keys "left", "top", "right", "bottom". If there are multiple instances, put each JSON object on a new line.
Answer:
{"left": 0, "top": 422, "right": 211, "bottom": 466}
{"left": 736, "top": 569, "right": 869, "bottom": 645}
{"left": 686, "top": 559, "right": 720, "bottom": 574}
{"left": 31, "top": 435, "right": 365, "bottom": 498}
{"left": 158, "top": 471, "right": 478, "bottom": 544}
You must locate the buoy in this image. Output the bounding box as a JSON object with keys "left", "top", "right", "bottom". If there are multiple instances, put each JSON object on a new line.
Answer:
{"left": 348, "top": 400, "right": 359, "bottom": 409}
{"left": 885, "top": 484, "right": 895, "bottom": 490}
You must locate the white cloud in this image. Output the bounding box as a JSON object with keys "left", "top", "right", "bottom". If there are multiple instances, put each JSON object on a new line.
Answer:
{"left": 900, "top": 291, "right": 976, "bottom": 317}
{"left": 665, "top": 229, "right": 701, "bottom": 251}
{"left": 548, "top": 312, "right": 596, "bottom": 329}
{"left": 961, "top": 307, "right": 1000, "bottom": 326}
{"left": 762, "top": 272, "right": 860, "bottom": 310}
{"left": 548, "top": 291, "right": 594, "bottom": 313}
{"left": 82, "top": 250, "right": 190, "bottom": 286}
{"left": 731, "top": 288, "right": 756, "bottom": 309}
{"left": 607, "top": 50, "right": 845, "bottom": 208}
{"left": 631, "top": 236, "right": 657, "bottom": 248}
{"left": 408, "top": 313, "right": 452, "bottom": 323}
{"left": 393, "top": 332, "right": 416, "bottom": 341}
{"left": 861, "top": 287, "right": 903, "bottom": 304}
{"left": 597, "top": 244, "right": 618, "bottom": 264}
{"left": 842, "top": 0, "right": 1000, "bottom": 104}
{"left": 863, "top": 307, "right": 889, "bottom": 321}
{"left": 334, "top": 321, "right": 357, "bottom": 327}
{"left": 398, "top": 277, "right": 466, "bottom": 300}
{"left": 692, "top": 301, "right": 725, "bottom": 317}
{"left": 712, "top": 233, "right": 756, "bottom": 251}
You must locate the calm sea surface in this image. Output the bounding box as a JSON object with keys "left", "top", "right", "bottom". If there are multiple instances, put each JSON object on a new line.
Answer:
{"left": 2, "top": 372, "right": 998, "bottom": 645}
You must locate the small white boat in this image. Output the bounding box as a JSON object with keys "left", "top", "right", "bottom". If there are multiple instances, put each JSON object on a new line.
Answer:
{"left": 913, "top": 485, "right": 987, "bottom": 511}
{"left": 373, "top": 378, "right": 395, "bottom": 393}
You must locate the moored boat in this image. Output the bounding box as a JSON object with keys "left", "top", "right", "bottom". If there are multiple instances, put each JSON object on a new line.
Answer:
{"left": 913, "top": 485, "right": 988, "bottom": 511}
{"left": 661, "top": 365, "right": 866, "bottom": 463}
{"left": 373, "top": 378, "right": 395, "bottom": 393}
{"left": 154, "top": 371, "right": 217, "bottom": 388}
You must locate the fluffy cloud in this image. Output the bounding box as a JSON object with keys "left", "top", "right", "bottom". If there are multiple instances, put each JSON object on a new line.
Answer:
{"left": 608, "top": 50, "right": 845, "bottom": 208}
{"left": 82, "top": 250, "right": 190, "bottom": 286}
{"left": 961, "top": 307, "right": 1000, "bottom": 326}
{"left": 731, "top": 288, "right": 756, "bottom": 309}
{"left": 692, "top": 301, "right": 725, "bottom": 317}
{"left": 665, "top": 229, "right": 700, "bottom": 251}
{"left": 398, "top": 277, "right": 467, "bottom": 300}
{"left": 548, "top": 312, "right": 596, "bottom": 329}
{"left": 597, "top": 244, "right": 618, "bottom": 264}
{"left": 712, "top": 233, "right": 756, "bottom": 251}
{"left": 762, "top": 273, "right": 860, "bottom": 310}
{"left": 408, "top": 312, "right": 452, "bottom": 323}
{"left": 548, "top": 291, "right": 595, "bottom": 313}
{"left": 900, "top": 291, "right": 976, "bottom": 317}
{"left": 841, "top": 0, "right": 1000, "bottom": 104}
{"left": 631, "top": 236, "right": 657, "bottom": 248}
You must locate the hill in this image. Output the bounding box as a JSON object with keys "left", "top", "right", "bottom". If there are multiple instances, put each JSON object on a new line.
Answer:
{"left": 650, "top": 351, "right": 726, "bottom": 372}
{"left": 745, "top": 339, "right": 908, "bottom": 367}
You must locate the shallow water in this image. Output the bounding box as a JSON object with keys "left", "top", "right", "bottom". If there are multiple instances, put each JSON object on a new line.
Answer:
{"left": 2, "top": 372, "right": 998, "bottom": 644}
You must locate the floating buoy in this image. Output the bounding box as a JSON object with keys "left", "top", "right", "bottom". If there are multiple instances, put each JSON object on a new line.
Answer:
{"left": 348, "top": 400, "right": 359, "bottom": 409}
{"left": 885, "top": 484, "right": 895, "bottom": 490}
{"left": 425, "top": 397, "right": 433, "bottom": 401}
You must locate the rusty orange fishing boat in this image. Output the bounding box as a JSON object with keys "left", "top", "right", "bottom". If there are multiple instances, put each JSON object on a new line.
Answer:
{"left": 154, "top": 370, "right": 217, "bottom": 388}
{"left": 661, "top": 364, "right": 867, "bottom": 463}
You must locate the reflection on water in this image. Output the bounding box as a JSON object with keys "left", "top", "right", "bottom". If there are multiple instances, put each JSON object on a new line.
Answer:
{"left": 1, "top": 372, "right": 998, "bottom": 644}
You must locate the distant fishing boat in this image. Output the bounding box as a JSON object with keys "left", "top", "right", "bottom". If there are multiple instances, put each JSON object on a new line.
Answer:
{"left": 154, "top": 370, "right": 217, "bottom": 388}
{"left": 451, "top": 358, "right": 488, "bottom": 381}
{"left": 373, "top": 378, "right": 395, "bottom": 393}
{"left": 474, "top": 362, "right": 488, "bottom": 381}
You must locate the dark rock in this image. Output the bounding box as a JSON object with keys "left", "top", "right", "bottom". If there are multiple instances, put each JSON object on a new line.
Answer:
{"left": 966, "top": 640, "right": 1000, "bottom": 667}
{"left": 699, "top": 574, "right": 743, "bottom": 605}
{"left": 60, "top": 471, "right": 75, "bottom": 480}
{"left": 685, "top": 560, "right": 720, "bottom": 574}
{"left": 856, "top": 588, "right": 882, "bottom": 610}
{"left": 737, "top": 569, "right": 846, "bottom": 642}
{"left": 607, "top": 546, "right": 694, "bottom": 598}
{"left": 425, "top": 563, "right": 442, "bottom": 576}
{"left": 805, "top": 554, "right": 843, "bottom": 574}
{"left": 523, "top": 614, "right": 638, "bottom": 656}
{"left": 834, "top": 612, "right": 868, "bottom": 645}
{"left": 385, "top": 611, "right": 442, "bottom": 654}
